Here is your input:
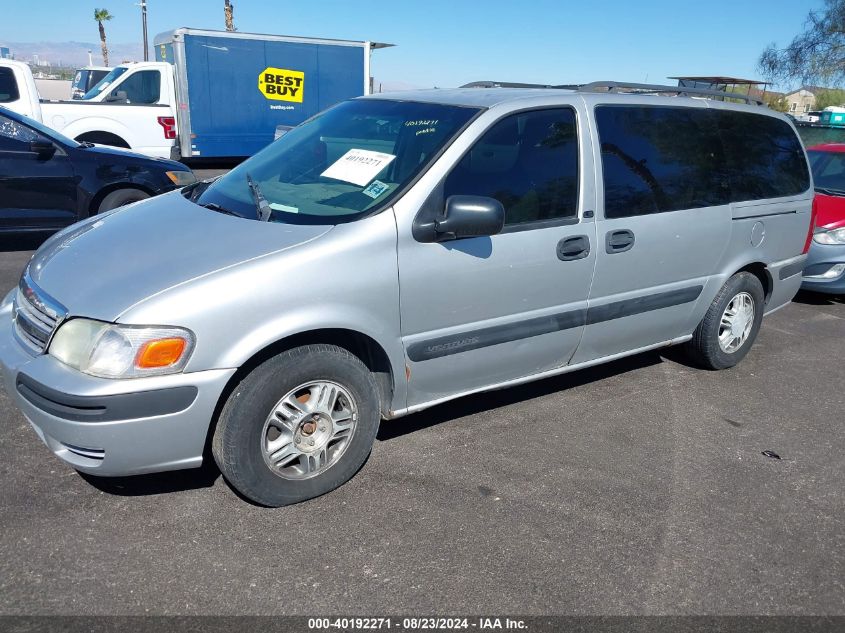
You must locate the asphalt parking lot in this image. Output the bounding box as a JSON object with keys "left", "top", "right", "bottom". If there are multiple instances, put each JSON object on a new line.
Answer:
{"left": 0, "top": 227, "right": 843, "bottom": 616}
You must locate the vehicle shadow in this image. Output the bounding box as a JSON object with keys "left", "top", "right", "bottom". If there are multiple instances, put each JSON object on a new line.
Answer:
{"left": 0, "top": 233, "right": 51, "bottom": 253}
{"left": 792, "top": 289, "right": 844, "bottom": 305}
{"left": 378, "top": 350, "right": 664, "bottom": 441}
{"left": 78, "top": 459, "right": 221, "bottom": 497}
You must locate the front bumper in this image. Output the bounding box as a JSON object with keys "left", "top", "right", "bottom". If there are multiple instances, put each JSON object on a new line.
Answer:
{"left": 0, "top": 309, "right": 235, "bottom": 476}
{"left": 801, "top": 241, "right": 845, "bottom": 295}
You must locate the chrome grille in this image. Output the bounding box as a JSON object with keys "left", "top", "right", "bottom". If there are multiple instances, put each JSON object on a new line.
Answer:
{"left": 12, "top": 272, "right": 67, "bottom": 355}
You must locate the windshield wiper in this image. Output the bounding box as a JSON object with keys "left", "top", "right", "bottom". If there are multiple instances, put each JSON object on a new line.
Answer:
{"left": 814, "top": 186, "right": 845, "bottom": 197}
{"left": 201, "top": 202, "right": 241, "bottom": 217}
{"left": 246, "top": 173, "right": 273, "bottom": 222}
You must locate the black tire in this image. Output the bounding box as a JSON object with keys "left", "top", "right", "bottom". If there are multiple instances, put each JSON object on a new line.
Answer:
{"left": 98, "top": 188, "right": 150, "bottom": 212}
{"left": 685, "top": 272, "right": 765, "bottom": 370}
{"left": 212, "top": 344, "right": 381, "bottom": 507}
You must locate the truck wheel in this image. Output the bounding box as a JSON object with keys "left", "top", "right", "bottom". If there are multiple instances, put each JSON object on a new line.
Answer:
{"left": 685, "top": 272, "right": 765, "bottom": 370}
{"left": 212, "top": 344, "right": 381, "bottom": 507}
{"left": 98, "top": 189, "right": 149, "bottom": 212}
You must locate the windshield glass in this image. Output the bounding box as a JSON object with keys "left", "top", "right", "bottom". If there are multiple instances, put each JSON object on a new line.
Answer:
{"left": 83, "top": 66, "right": 127, "bottom": 100}
{"left": 809, "top": 149, "right": 845, "bottom": 195}
{"left": 193, "top": 99, "right": 480, "bottom": 224}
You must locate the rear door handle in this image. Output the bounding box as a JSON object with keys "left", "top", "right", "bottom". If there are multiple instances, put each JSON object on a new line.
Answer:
{"left": 605, "top": 229, "right": 635, "bottom": 254}
{"left": 557, "top": 235, "right": 590, "bottom": 261}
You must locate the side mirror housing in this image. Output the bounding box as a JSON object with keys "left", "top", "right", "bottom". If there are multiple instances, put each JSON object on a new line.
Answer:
{"left": 29, "top": 139, "right": 56, "bottom": 159}
{"left": 435, "top": 195, "right": 505, "bottom": 241}
{"left": 105, "top": 90, "right": 129, "bottom": 103}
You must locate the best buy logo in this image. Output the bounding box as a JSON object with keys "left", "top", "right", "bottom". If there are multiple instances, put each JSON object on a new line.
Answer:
{"left": 258, "top": 67, "right": 304, "bottom": 103}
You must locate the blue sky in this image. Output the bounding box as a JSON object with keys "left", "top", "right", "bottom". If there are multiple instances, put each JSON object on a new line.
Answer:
{"left": 0, "top": 0, "right": 825, "bottom": 90}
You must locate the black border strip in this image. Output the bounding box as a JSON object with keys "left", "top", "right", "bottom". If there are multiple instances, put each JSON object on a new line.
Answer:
{"left": 0, "top": 616, "right": 842, "bottom": 633}
{"left": 778, "top": 259, "right": 805, "bottom": 280}
{"left": 407, "top": 285, "right": 703, "bottom": 362}
{"left": 16, "top": 373, "right": 198, "bottom": 423}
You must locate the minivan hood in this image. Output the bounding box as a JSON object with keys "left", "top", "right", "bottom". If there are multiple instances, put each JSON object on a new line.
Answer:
{"left": 27, "top": 191, "right": 333, "bottom": 321}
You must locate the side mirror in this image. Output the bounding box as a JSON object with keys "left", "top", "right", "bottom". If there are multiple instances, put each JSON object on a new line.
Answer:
{"left": 105, "top": 90, "right": 129, "bottom": 103}
{"left": 435, "top": 195, "right": 505, "bottom": 241}
{"left": 29, "top": 139, "right": 56, "bottom": 159}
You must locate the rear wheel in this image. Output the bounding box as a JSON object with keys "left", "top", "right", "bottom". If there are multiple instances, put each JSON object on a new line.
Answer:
{"left": 212, "top": 344, "right": 381, "bottom": 507}
{"left": 98, "top": 188, "right": 150, "bottom": 212}
{"left": 685, "top": 272, "right": 765, "bottom": 370}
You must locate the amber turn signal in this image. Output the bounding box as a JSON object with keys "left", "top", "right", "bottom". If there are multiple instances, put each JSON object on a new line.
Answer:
{"left": 135, "top": 338, "right": 188, "bottom": 369}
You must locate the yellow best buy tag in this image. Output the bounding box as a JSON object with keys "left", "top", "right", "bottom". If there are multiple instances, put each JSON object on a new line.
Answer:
{"left": 258, "top": 67, "right": 304, "bottom": 103}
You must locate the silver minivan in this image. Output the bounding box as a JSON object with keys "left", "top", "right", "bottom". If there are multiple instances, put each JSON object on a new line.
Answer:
{"left": 0, "top": 83, "right": 815, "bottom": 506}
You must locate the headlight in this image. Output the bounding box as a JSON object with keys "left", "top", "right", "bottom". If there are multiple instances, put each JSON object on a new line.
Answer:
{"left": 48, "top": 319, "right": 195, "bottom": 379}
{"left": 813, "top": 227, "right": 845, "bottom": 245}
{"left": 166, "top": 170, "right": 197, "bottom": 187}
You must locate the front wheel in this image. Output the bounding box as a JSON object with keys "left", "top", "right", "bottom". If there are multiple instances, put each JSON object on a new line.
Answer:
{"left": 212, "top": 344, "right": 381, "bottom": 506}
{"left": 685, "top": 272, "right": 765, "bottom": 370}
{"left": 98, "top": 188, "right": 150, "bottom": 212}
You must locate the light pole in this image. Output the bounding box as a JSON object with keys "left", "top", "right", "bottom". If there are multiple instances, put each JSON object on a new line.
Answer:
{"left": 138, "top": 0, "right": 149, "bottom": 61}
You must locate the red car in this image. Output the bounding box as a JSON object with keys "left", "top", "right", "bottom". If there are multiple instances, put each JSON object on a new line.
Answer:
{"left": 803, "top": 143, "right": 845, "bottom": 295}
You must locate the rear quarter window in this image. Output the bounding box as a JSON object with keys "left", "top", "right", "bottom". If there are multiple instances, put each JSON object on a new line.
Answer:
{"left": 716, "top": 111, "right": 810, "bottom": 201}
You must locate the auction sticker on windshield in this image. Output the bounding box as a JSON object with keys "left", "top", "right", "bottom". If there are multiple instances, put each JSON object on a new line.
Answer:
{"left": 321, "top": 149, "right": 396, "bottom": 187}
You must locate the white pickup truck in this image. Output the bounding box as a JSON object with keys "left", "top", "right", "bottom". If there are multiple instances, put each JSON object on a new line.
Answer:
{"left": 0, "top": 59, "right": 178, "bottom": 159}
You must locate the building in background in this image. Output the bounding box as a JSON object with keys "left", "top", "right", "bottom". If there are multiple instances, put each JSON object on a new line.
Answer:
{"left": 783, "top": 87, "right": 830, "bottom": 115}
{"left": 0, "top": 46, "right": 10, "bottom": 59}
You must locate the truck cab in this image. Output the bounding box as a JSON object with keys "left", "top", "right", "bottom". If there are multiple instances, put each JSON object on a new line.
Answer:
{"left": 0, "top": 59, "right": 41, "bottom": 120}
{"left": 81, "top": 62, "right": 175, "bottom": 106}
{"left": 71, "top": 66, "right": 111, "bottom": 100}
{"left": 0, "top": 58, "right": 178, "bottom": 159}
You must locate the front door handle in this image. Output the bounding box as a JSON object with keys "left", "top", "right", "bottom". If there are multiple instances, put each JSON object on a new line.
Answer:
{"left": 605, "top": 229, "right": 635, "bottom": 254}
{"left": 557, "top": 235, "right": 590, "bottom": 261}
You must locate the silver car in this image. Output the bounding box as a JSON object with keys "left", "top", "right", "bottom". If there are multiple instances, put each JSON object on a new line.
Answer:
{"left": 0, "top": 84, "right": 814, "bottom": 506}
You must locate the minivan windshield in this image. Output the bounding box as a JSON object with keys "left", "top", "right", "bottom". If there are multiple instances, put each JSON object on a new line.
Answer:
{"left": 193, "top": 99, "right": 480, "bottom": 224}
{"left": 83, "top": 66, "right": 127, "bottom": 100}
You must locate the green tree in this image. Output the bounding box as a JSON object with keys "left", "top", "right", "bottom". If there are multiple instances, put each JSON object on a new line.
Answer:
{"left": 814, "top": 88, "right": 845, "bottom": 109}
{"left": 94, "top": 8, "right": 113, "bottom": 66}
{"left": 758, "top": 0, "right": 845, "bottom": 86}
{"left": 765, "top": 95, "right": 790, "bottom": 113}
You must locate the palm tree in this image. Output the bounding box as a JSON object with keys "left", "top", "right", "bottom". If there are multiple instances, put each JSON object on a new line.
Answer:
{"left": 224, "top": 0, "right": 236, "bottom": 32}
{"left": 94, "top": 8, "right": 113, "bottom": 66}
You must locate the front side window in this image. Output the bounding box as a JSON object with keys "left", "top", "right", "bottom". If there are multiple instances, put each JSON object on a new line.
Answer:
{"left": 596, "top": 106, "right": 729, "bottom": 218}
{"left": 443, "top": 108, "right": 579, "bottom": 226}
{"left": 114, "top": 70, "right": 161, "bottom": 104}
{"left": 194, "top": 99, "right": 480, "bottom": 224}
{"left": 0, "top": 67, "right": 19, "bottom": 103}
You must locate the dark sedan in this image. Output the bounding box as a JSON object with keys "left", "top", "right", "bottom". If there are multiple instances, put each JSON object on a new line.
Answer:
{"left": 0, "top": 106, "right": 195, "bottom": 233}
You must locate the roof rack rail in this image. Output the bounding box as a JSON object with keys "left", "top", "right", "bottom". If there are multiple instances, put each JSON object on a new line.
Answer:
{"left": 461, "top": 81, "right": 559, "bottom": 89}
{"left": 460, "top": 79, "right": 767, "bottom": 106}
{"left": 576, "top": 81, "right": 766, "bottom": 106}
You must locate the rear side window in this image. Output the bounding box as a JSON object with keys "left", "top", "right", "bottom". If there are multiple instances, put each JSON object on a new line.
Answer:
{"left": 0, "top": 67, "right": 20, "bottom": 103}
{"left": 443, "top": 108, "right": 579, "bottom": 226}
{"left": 117, "top": 70, "right": 161, "bottom": 104}
{"left": 716, "top": 111, "right": 810, "bottom": 201}
{"left": 596, "top": 106, "right": 729, "bottom": 218}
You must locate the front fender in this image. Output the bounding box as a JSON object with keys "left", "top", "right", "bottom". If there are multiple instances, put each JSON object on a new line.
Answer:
{"left": 116, "top": 211, "right": 407, "bottom": 411}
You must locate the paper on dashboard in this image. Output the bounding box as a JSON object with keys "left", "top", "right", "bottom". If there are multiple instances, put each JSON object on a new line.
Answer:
{"left": 320, "top": 149, "right": 396, "bottom": 187}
